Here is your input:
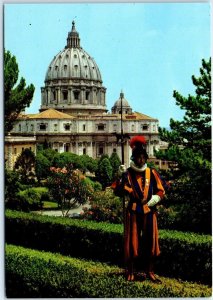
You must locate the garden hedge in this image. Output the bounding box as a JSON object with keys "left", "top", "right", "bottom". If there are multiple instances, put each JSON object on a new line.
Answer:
{"left": 5, "top": 244, "right": 212, "bottom": 298}
{"left": 5, "top": 210, "right": 212, "bottom": 284}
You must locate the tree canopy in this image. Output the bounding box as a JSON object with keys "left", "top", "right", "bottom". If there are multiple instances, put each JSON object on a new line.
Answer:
{"left": 157, "top": 58, "right": 211, "bottom": 176}
{"left": 4, "top": 50, "right": 35, "bottom": 134}
{"left": 156, "top": 58, "right": 211, "bottom": 234}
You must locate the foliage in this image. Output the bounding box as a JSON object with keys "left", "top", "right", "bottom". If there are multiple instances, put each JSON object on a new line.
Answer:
{"left": 156, "top": 58, "right": 211, "bottom": 233}
{"left": 81, "top": 189, "right": 123, "bottom": 223}
{"left": 52, "top": 152, "right": 83, "bottom": 170}
{"left": 79, "top": 154, "right": 98, "bottom": 173}
{"left": 6, "top": 244, "right": 211, "bottom": 298}
{"left": 83, "top": 177, "right": 102, "bottom": 191}
{"left": 35, "top": 152, "right": 51, "bottom": 182}
{"left": 109, "top": 152, "right": 121, "bottom": 181}
{"left": 4, "top": 50, "right": 35, "bottom": 134}
{"left": 38, "top": 148, "right": 59, "bottom": 164}
{"left": 6, "top": 210, "right": 212, "bottom": 285}
{"left": 96, "top": 157, "right": 113, "bottom": 189}
{"left": 16, "top": 188, "right": 42, "bottom": 212}
{"left": 14, "top": 148, "right": 36, "bottom": 183}
{"left": 47, "top": 164, "right": 93, "bottom": 216}
{"left": 5, "top": 169, "right": 24, "bottom": 209}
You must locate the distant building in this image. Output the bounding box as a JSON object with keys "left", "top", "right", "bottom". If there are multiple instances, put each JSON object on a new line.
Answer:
{"left": 10, "top": 21, "right": 168, "bottom": 168}
{"left": 5, "top": 134, "right": 37, "bottom": 170}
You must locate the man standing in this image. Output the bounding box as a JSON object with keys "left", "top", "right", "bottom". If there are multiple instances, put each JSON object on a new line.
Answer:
{"left": 112, "top": 136, "right": 165, "bottom": 282}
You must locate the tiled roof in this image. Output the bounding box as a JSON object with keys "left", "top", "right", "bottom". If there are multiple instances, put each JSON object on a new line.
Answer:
{"left": 27, "top": 109, "right": 74, "bottom": 119}
{"left": 133, "top": 112, "right": 157, "bottom": 120}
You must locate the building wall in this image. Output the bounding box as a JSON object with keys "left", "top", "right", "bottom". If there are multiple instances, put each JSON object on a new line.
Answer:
{"left": 5, "top": 136, "right": 37, "bottom": 170}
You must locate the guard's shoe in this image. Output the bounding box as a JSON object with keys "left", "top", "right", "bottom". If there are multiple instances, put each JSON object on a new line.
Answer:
{"left": 147, "top": 272, "right": 162, "bottom": 283}
{"left": 127, "top": 273, "right": 135, "bottom": 281}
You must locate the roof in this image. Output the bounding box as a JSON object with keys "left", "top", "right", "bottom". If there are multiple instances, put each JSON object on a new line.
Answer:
{"left": 133, "top": 112, "right": 158, "bottom": 121}
{"left": 17, "top": 109, "right": 157, "bottom": 122}
{"left": 27, "top": 108, "right": 74, "bottom": 119}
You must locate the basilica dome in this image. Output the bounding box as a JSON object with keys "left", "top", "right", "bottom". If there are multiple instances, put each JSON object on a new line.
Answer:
{"left": 40, "top": 21, "right": 107, "bottom": 115}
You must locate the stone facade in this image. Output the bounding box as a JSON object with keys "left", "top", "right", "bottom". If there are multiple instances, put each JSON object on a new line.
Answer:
{"left": 5, "top": 135, "right": 37, "bottom": 170}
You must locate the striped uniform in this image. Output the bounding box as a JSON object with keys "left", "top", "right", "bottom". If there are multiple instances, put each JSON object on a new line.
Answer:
{"left": 112, "top": 167, "right": 165, "bottom": 264}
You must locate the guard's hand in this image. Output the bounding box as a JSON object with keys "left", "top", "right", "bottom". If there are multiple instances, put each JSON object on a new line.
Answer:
{"left": 147, "top": 195, "right": 161, "bottom": 207}
{"left": 118, "top": 164, "right": 127, "bottom": 175}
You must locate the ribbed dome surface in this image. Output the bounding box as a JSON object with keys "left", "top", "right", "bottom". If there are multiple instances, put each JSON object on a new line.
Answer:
{"left": 40, "top": 21, "right": 107, "bottom": 116}
{"left": 114, "top": 97, "right": 131, "bottom": 108}
{"left": 45, "top": 47, "right": 102, "bottom": 82}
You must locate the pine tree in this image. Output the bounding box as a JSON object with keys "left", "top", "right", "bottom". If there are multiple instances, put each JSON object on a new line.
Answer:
{"left": 156, "top": 58, "right": 211, "bottom": 233}
{"left": 157, "top": 58, "right": 211, "bottom": 175}
{"left": 4, "top": 50, "right": 35, "bottom": 134}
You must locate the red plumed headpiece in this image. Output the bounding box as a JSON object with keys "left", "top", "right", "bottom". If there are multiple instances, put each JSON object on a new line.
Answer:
{"left": 129, "top": 136, "right": 148, "bottom": 160}
{"left": 129, "top": 135, "right": 146, "bottom": 149}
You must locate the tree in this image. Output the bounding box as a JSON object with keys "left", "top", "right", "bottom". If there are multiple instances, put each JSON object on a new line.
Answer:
{"left": 35, "top": 152, "right": 51, "bottom": 182}
{"left": 79, "top": 154, "right": 98, "bottom": 174}
{"left": 157, "top": 58, "right": 211, "bottom": 175}
{"left": 4, "top": 50, "right": 35, "bottom": 134}
{"left": 156, "top": 58, "right": 211, "bottom": 233}
{"left": 97, "top": 157, "right": 113, "bottom": 190}
{"left": 109, "top": 152, "right": 121, "bottom": 181}
{"left": 14, "top": 148, "right": 36, "bottom": 183}
{"left": 47, "top": 164, "right": 93, "bottom": 217}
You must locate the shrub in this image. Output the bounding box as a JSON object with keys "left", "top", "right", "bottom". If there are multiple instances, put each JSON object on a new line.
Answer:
{"left": 17, "top": 188, "right": 43, "bottom": 211}
{"left": 5, "top": 210, "right": 212, "bottom": 284}
{"left": 81, "top": 189, "right": 123, "bottom": 223}
{"left": 6, "top": 244, "right": 211, "bottom": 298}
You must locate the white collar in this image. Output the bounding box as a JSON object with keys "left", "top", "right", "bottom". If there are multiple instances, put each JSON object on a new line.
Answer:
{"left": 130, "top": 161, "right": 147, "bottom": 172}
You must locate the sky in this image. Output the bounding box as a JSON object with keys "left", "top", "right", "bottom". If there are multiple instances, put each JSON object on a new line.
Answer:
{"left": 3, "top": 2, "right": 211, "bottom": 128}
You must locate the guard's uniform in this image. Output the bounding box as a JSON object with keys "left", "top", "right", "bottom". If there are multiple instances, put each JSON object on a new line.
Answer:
{"left": 112, "top": 166, "right": 165, "bottom": 266}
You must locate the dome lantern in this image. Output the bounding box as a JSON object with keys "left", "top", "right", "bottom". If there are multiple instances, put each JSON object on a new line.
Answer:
{"left": 66, "top": 21, "right": 80, "bottom": 48}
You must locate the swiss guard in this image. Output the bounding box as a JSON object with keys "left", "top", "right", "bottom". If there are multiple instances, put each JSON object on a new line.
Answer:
{"left": 111, "top": 135, "right": 165, "bottom": 283}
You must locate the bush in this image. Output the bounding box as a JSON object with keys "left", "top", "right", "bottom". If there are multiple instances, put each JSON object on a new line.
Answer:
{"left": 6, "top": 244, "right": 211, "bottom": 298}
{"left": 5, "top": 210, "right": 212, "bottom": 284}
{"left": 81, "top": 189, "right": 123, "bottom": 223}
{"left": 17, "top": 188, "right": 43, "bottom": 211}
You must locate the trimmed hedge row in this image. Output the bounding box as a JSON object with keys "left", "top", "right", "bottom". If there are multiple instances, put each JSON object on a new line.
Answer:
{"left": 6, "top": 244, "right": 212, "bottom": 298}
{"left": 5, "top": 210, "right": 212, "bottom": 284}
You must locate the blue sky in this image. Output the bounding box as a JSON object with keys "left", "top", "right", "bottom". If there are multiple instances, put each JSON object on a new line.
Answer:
{"left": 4, "top": 2, "right": 211, "bottom": 128}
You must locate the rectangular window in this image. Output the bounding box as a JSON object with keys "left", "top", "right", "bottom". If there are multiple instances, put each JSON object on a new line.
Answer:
{"left": 99, "top": 147, "right": 104, "bottom": 155}
{"left": 63, "top": 90, "right": 68, "bottom": 101}
{"left": 64, "top": 124, "right": 71, "bottom": 131}
{"left": 74, "top": 91, "right": 80, "bottom": 100}
{"left": 39, "top": 124, "right": 47, "bottom": 131}
{"left": 83, "top": 124, "right": 86, "bottom": 131}
{"left": 83, "top": 148, "right": 86, "bottom": 155}
{"left": 97, "top": 124, "right": 105, "bottom": 131}
{"left": 86, "top": 91, "right": 90, "bottom": 100}
{"left": 54, "top": 124, "right": 58, "bottom": 131}
{"left": 142, "top": 125, "right": 148, "bottom": 131}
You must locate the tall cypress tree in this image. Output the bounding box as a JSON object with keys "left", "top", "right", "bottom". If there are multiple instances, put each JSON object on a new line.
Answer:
{"left": 4, "top": 50, "right": 35, "bottom": 134}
